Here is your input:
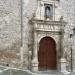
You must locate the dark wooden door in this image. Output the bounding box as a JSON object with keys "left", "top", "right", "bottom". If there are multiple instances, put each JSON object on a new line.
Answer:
{"left": 38, "top": 37, "right": 57, "bottom": 70}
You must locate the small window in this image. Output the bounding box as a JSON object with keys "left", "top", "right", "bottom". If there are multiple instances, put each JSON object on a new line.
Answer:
{"left": 44, "top": 4, "right": 53, "bottom": 19}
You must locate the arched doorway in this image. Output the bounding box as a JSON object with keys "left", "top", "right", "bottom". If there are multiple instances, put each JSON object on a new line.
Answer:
{"left": 38, "top": 36, "right": 57, "bottom": 70}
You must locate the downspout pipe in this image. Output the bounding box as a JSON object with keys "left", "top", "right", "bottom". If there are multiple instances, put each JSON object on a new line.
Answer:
{"left": 20, "top": 0, "right": 24, "bottom": 68}
{"left": 21, "top": 0, "right": 23, "bottom": 47}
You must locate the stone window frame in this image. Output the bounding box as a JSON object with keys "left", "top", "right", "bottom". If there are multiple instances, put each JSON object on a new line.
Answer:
{"left": 41, "top": 1, "right": 55, "bottom": 20}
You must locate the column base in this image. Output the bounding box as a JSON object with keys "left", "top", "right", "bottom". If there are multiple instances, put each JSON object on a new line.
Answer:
{"left": 60, "top": 58, "right": 67, "bottom": 73}
{"left": 31, "top": 58, "right": 38, "bottom": 72}
{"left": 32, "top": 63, "right": 38, "bottom": 72}
{"left": 60, "top": 58, "right": 70, "bottom": 74}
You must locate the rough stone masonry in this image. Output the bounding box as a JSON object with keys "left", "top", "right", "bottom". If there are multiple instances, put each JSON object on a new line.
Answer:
{"left": 0, "top": 0, "right": 75, "bottom": 72}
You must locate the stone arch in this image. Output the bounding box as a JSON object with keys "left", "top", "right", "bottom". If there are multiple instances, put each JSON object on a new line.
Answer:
{"left": 38, "top": 35, "right": 57, "bottom": 44}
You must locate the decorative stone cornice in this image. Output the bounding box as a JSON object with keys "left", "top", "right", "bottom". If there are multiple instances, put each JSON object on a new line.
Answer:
{"left": 32, "top": 19, "right": 67, "bottom": 26}
{"left": 32, "top": 19, "right": 67, "bottom": 32}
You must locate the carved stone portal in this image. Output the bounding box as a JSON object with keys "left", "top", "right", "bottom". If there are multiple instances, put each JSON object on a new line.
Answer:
{"left": 31, "top": 19, "right": 66, "bottom": 72}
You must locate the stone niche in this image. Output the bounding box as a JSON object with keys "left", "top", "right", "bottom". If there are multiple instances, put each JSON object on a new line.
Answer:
{"left": 31, "top": 19, "right": 66, "bottom": 72}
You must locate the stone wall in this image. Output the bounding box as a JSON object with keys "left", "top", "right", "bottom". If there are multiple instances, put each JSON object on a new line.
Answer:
{"left": 0, "top": 0, "right": 75, "bottom": 71}
{"left": 0, "top": 0, "right": 21, "bottom": 68}
{"left": 60, "top": 0, "right": 75, "bottom": 71}
{"left": 0, "top": 0, "right": 37, "bottom": 69}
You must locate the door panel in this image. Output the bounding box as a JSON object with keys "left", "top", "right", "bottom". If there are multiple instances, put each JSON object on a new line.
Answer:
{"left": 38, "top": 37, "right": 57, "bottom": 70}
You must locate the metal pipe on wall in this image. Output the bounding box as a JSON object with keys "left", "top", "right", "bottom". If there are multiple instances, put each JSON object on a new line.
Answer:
{"left": 20, "top": 0, "right": 24, "bottom": 68}
{"left": 20, "top": 0, "right": 23, "bottom": 47}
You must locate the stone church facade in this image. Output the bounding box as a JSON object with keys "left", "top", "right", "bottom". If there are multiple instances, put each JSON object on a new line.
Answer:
{"left": 0, "top": 0, "right": 75, "bottom": 72}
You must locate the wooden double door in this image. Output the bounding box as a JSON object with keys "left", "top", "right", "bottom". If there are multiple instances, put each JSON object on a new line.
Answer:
{"left": 38, "top": 37, "right": 57, "bottom": 70}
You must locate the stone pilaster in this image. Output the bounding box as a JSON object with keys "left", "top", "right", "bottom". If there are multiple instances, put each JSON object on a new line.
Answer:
{"left": 32, "top": 31, "right": 38, "bottom": 72}
{"left": 60, "top": 20, "right": 67, "bottom": 72}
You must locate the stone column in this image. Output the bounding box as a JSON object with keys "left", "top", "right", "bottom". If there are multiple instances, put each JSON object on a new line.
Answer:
{"left": 60, "top": 20, "right": 67, "bottom": 72}
{"left": 60, "top": 18, "right": 65, "bottom": 58}
{"left": 72, "top": 35, "right": 75, "bottom": 72}
{"left": 32, "top": 31, "right": 38, "bottom": 72}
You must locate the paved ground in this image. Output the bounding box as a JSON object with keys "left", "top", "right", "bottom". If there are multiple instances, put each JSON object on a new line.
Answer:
{"left": 35, "top": 70, "right": 75, "bottom": 75}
